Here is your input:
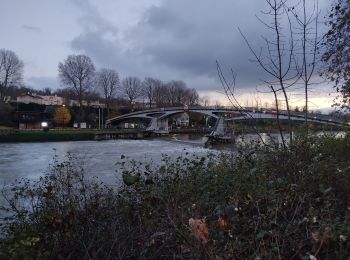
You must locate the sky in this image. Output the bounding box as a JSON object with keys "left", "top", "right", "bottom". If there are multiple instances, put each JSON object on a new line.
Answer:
{"left": 0, "top": 0, "right": 336, "bottom": 111}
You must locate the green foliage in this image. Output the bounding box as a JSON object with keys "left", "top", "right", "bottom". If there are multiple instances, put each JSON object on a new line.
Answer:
{"left": 1, "top": 134, "right": 350, "bottom": 259}
{"left": 322, "top": 0, "right": 350, "bottom": 108}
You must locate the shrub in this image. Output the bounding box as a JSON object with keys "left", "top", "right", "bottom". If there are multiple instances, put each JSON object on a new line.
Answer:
{"left": 1, "top": 134, "right": 350, "bottom": 259}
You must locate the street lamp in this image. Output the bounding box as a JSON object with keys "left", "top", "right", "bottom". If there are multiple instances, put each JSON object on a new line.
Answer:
{"left": 62, "top": 104, "right": 66, "bottom": 128}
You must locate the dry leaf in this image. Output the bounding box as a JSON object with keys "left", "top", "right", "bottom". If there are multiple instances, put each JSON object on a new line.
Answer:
{"left": 217, "top": 217, "right": 229, "bottom": 231}
{"left": 189, "top": 218, "right": 209, "bottom": 244}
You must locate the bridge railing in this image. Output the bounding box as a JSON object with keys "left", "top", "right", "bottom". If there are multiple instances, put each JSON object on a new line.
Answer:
{"left": 106, "top": 106, "right": 346, "bottom": 125}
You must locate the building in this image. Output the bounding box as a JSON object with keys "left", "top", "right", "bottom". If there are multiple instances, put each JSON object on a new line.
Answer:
{"left": 16, "top": 111, "right": 51, "bottom": 129}
{"left": 17, "top": 93, "right": 64, "bottom": 106}
{"left": 172, "top": 112, "right": 190, "bottom": 127}
{"left": 17, "top": 93, "right": 105, "bottom": 107}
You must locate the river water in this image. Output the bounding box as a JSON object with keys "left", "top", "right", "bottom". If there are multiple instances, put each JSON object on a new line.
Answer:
{"left": 0, "top": 132, "right": 344, "bottom": 187}
{"left": 0, "top": 135, "right": 214, "bottom": 187}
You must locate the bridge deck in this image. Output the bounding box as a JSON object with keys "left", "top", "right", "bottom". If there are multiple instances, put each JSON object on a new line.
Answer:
{"left": 106, "top": 106, "right": 347, "bottom": 127}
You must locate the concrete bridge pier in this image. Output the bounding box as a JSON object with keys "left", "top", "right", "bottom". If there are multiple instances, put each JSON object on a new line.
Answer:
{"left": 210, "top": 117, "right": 235, "bottom": 142}
{"left": 146, "top": 117, "right": 169, "bottom": 135}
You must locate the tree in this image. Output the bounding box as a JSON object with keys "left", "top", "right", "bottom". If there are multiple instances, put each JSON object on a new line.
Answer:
{"left": 239, "top": 0, "right": 297, "bottom": 145}
{"left": 288, "top": 0, "right": 319, "bottom": 133}
{"left": 43, "top": 87, "right": 52, "bottom": 95}
{"left": 142, "top": 77, "right": 162, "bottom": 108}
{"left": 97, "top": 68, "right": 119, "bottom": 117}
{"left": 153, "top": 84, "right": 168, "bottom": 107}
{"left": 121, "top": 77, "right": 142, "bottom": 110}
{"left": 238, "top": 0, "right": 319, "bottom": 144}
{"left": 165, "top": 80, "right": 189, "bottom": 106}
{"left": 84, "top": 90, "right": 101, "bottom": 106}
{"left": 0, "top": 102, "right": 14, "bottom": 126}
{"left": 55, "top": 87, "right": 77, "bottom": 104}
{"left": 53, "top": 106, "right": 71, "bottom": 127}
{"left": 185, "top": 88, "right": 199, "bottom": 105}
{"left": 58, "top": 54, "right": 95, "bottom": 126}
{"left": 0, "top": 49, "right": 24, "bottom": 101}
{"left": 322, "top": 0, "right": 350, "bottom": 109}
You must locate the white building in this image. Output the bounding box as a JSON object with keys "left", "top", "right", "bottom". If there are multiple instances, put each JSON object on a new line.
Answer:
{"left": 17, "top": 93, "right": 64, "bottom": 106}
{"left": 17, "top": 93, "right": 105, "bottom": 107}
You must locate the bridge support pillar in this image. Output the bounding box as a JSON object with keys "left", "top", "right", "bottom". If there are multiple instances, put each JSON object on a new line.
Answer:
{"left": 210, "top": 117, "right": 235, "bottom": 142}
{"left": 146, "top": 117, "right": 169, "bottom": 135}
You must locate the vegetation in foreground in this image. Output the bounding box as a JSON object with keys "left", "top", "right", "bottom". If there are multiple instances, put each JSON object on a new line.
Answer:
{"left": 0, "top": 134, "right": 350, "bottom": 259}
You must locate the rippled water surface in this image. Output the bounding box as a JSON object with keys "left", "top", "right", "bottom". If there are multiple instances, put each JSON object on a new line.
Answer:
{"left": 0, "top": 138, "right": 213, "bottom": 186}
{"left": 1, "top": 131, "right": 342, "bottom": 186}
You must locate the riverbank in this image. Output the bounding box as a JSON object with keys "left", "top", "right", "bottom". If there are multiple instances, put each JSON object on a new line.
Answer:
{"left": 1, "top": 134, "right": 349, "bottom": 259}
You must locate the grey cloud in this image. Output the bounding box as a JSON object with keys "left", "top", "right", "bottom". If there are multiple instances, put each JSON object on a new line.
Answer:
{"left": 27, "top": 76, "right": 59, "bottom": 89}
{"left": 22, "top": 25, "right": 41, "bottom": 32}
{"left": 69, "top": 0, "right": 124, "bottom": 65}
{"left": 69, "top": 0, "right": 331, "bottom": 91}
{"left": 130, "top": 0, "right": 270, "bottom": 87}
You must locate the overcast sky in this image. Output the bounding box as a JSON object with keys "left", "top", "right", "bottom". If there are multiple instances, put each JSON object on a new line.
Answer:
{"left": 0, "top": 0, "right": 335, "bottom": 109}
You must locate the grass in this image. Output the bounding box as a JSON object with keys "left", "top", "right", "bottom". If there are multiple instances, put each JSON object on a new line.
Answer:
{"left": 0, "top": 133, "right": 349, "bottom": 259}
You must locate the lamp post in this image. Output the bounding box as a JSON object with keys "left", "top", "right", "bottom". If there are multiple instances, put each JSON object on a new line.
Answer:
{"left": 62, "top": 104, "right": 66, "bottom": 129}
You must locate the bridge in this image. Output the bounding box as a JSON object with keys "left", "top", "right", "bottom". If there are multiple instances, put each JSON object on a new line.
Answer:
{"left": 106, "top": 106, "right": 347, "bottom": 138}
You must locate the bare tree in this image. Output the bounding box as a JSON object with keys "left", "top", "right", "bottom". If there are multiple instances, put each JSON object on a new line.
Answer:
{"left": 142, "top": 77, "right": 162, "bottom": 108}
{"left": 55, "top": 87, "right": 77, "bottom": 104}
{"left": 165, "top": 80, "right": 189, "bottom": 106}
{"left": 165, "top": 81, "right": 178, "bottom": 106}
{"left": 58, "top": 54, "right": 95, "bottom": 126}
{"left": 185, "top": 88, "right": 200, "bottom": 105}
{"left": 239, "top": 0, "right": 299, "bottom": 144}
{"left": 288, "top": 0, "right": 319, "bottom": 133}
{"left": 43, "top": 87, "right": 52, "bottom": 95}
{"left": 0, "top": 49, "right": 24, "bottom": 101}
{"left": 217, "top": 62, "right": 271, "bottom": 147}
{"left": 121, "top": 77, "right": 142, "bottom": 110}
{"left": 97, "top": 68, "right": 120, "bottom": 117}
{"left": 153, "top": 84, "right": 168, "bottom": 107}
{"left": 174, "top": 81, "right": 187, "bottom": 105}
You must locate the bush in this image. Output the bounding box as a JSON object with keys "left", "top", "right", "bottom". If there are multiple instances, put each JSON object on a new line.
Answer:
{"left": 1, "top": 135, "right": 350, "bottom": 259}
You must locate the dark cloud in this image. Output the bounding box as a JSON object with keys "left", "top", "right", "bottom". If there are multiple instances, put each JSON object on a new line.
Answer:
{"left": 22, "top": 25, "right": 41, "bottom": 33}
{"left": 69, "top": 0, "right": 137, "bottom": 74}
{"left": 69, "top": 0, "right": 331, "bottom": 91}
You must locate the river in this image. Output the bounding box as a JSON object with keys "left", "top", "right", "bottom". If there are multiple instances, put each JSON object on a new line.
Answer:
{"left": 0, "top": 134, "right": 214, "bottom": 187}
{"left": 0, "top": 132, "right": 344, "bottom": 187}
